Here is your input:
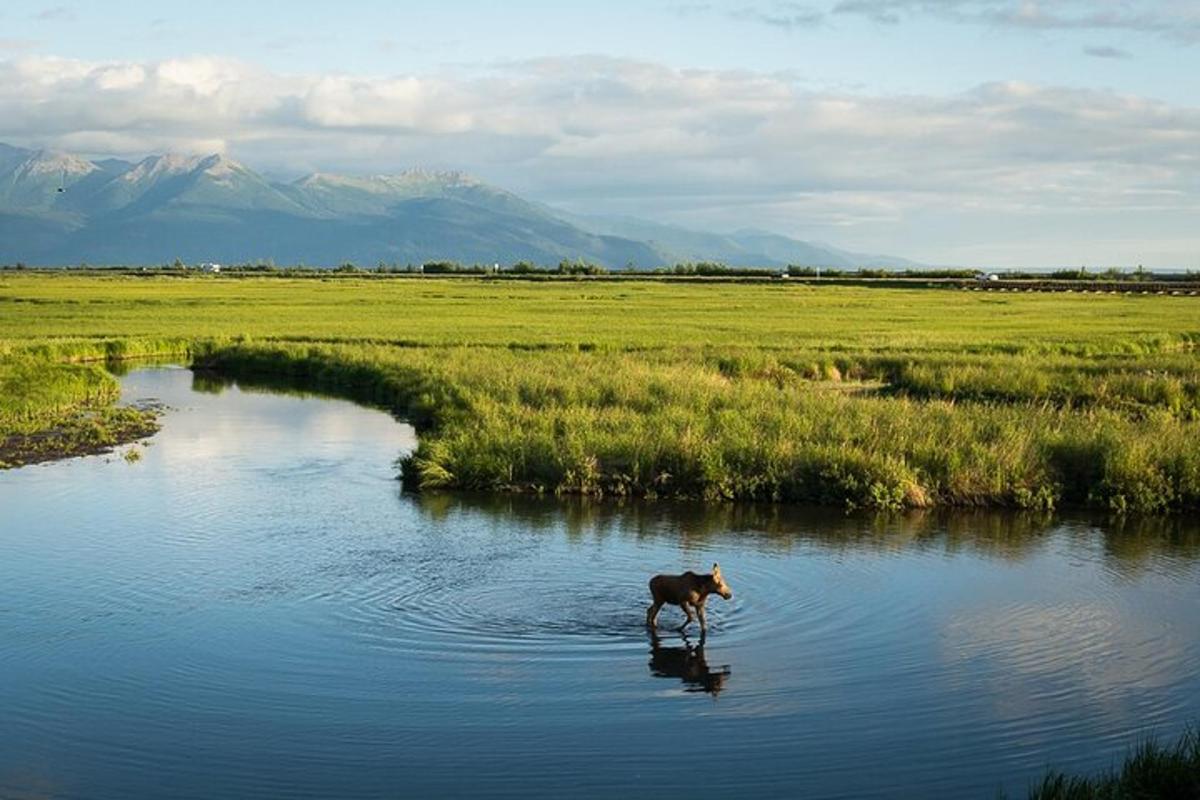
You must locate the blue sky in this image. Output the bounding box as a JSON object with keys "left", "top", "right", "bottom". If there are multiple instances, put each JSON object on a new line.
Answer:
{"left": 2, "top": 1, "right": 1198, "bottom": 266}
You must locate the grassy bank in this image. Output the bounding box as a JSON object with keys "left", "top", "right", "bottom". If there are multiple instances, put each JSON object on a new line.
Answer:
{"left": 0, "top": 345, "right": 168, "bottom": 466}
{"left": 1, "top": 274, "right": 1197, "bottom": 510}
{"left": 1024, "top": 728, "right": 1199, "bottom": 800}
{"left": 194, "top": 342, "right": 1200, "bottom": 511}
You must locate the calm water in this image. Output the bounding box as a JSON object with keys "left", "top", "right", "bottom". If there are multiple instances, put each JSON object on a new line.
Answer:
{"left": 2, "top": 368, "right": 1199, "bottom": 799}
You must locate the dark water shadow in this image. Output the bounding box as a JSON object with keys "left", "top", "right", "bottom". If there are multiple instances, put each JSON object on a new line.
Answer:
{"left": 105, "top": 357, "right": 190, "bottom": 377}
{"left": 191, "top": 368, "right": 380, "bottom": 404}
{"left": 648, "top": 631, "right": 731, "bottom": 696}
{"left": 413, "top": 491, "right": 1200, "bottom": 570}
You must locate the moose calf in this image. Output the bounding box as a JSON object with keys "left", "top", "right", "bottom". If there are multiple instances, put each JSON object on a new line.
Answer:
{"left": 646, "top": 563, "right": 733, "bottom": 632}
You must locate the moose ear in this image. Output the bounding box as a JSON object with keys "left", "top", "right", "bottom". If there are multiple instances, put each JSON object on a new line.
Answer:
{"left": 712, "top": 562, "right": 720, "bottom": 574}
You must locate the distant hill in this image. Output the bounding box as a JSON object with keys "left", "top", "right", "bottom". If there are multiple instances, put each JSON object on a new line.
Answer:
{"left": 566, "top": 215, "right": 923, "bottom": 269}
{"left": 0, "top": 143, "right": 915, "bottom": 268}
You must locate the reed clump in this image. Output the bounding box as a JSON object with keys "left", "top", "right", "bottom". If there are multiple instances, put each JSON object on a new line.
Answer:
{"left": 1023, "top": 727, "right": 1199, "bottom": 800}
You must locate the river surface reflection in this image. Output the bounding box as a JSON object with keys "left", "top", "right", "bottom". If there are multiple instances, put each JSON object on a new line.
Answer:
{"left": 1, "top": 368, "right": 1197, "bottom": 799}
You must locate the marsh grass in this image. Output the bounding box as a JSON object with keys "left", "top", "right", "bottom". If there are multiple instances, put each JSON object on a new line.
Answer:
{"left": 0, "top": 339, "right": 181, "bottom": 466}
{"left": 195, "top": 342, "right": 1200, "bottom": 512}
{"left": 1022, "top": 728, "right": 1200, "bottom": 800}
{"left": 0, "top": 404, "right": 159, "bottom": 468}
{"left": 2, "top": 275, "right": 1197, "bottom": 510}
{"left": 0, "top": 358, "right": 118, "bottom": 432}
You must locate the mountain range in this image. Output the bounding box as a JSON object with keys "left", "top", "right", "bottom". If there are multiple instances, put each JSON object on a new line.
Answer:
{"left": 0, "top": 143, "right": 917, "bottom": 268}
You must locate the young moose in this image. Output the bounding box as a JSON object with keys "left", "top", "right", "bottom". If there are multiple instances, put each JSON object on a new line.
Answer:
{"left": 646, "top": 563, "right": 733, "bottom": 632}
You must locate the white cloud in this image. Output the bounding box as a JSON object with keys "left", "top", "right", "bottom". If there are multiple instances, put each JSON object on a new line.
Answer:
{"left": 0, "top": 54, "right": 1197, "bottom": 265}
{"left": 92, "top": 63, "right": 146, "bottom": 91}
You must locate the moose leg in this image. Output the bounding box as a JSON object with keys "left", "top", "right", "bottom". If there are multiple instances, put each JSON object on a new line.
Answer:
{"left": 646, "top": 600, "right": 664, "bottom": 628}
{"left": 696, "top": 603, "right": 707, "bottom": 631}
{"left": 678, "top": 602, "right": 695, "bottom": 631}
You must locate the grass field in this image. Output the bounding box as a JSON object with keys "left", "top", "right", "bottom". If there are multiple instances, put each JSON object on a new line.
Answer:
{"left": 2, "top": 272, "right": 1198, "bottom": 510}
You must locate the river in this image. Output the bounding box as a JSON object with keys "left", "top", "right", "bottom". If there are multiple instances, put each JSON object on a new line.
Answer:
{"left": 2, "top": 367, "right": 1198, "bottom": 799}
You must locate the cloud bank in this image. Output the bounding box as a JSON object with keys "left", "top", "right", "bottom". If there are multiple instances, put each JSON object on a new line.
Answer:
{"left": 1, "top": 54, "right": 1197, "bottom": 265}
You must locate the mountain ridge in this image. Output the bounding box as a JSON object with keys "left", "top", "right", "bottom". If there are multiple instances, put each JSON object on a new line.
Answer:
{"left": 0, "top": 143, "right": 917, "bottom": 269}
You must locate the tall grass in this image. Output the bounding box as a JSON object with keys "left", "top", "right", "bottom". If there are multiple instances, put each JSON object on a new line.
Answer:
{"left": 195, "top": 342, "right": 1200, "bottom": 512}
{"left": 0, "top": 357, "right": 118, "bottom": 434}
{"left": 1, "top": 337, "right": 193, "bottom": 434}
{"left": 1024, "top": 727, "right": 1200, "bottom": 800}
{"left": 893, "top": 355, "right": 1200, "bottom": 419}
{"left": 0, "top": 338, "right": 189, "bottom": 465}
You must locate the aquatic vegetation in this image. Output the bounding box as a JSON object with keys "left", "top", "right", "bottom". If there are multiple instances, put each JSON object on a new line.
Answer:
{"left": 0, "top": 403, "right": 159, "bottom": 468}
{"left": 1, "top": 273, "right": 1197, "bottom": 510}
{"left": 1022, "top": 727, "right": 1199, "bottom": 800}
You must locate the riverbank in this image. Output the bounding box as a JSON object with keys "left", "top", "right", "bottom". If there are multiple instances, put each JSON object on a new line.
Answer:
{"left": 0, "top": 404, "right": 159, "bottom": 468}
{"left": 0, "top": 349, "right": 164, "bottom": 467}
{"left": 1, "top": 274, "right": 1196, "bottom": 510}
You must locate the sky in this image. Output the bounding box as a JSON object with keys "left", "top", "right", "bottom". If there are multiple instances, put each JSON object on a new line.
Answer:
{"left": 1, "top": 0, "right": 1198, "bottom": 267}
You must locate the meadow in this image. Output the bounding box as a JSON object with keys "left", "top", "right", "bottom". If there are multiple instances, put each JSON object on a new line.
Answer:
{"left": 1, "top": 272, "right": 1198, "bottom": 510}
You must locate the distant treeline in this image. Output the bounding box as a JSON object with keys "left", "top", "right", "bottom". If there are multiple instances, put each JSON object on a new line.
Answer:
{"left": 3, "top": 258, "right": 1198, "bottom": 282}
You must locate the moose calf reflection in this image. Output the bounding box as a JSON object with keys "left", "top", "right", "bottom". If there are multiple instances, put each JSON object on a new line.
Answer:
{"left": 649, "top": 632, "right": 731, "bottom": 696}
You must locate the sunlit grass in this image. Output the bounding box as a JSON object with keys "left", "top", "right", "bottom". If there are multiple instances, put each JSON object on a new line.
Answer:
{"left": 1, "top": 273, "right": 1196, "bottom": 351}
{"left": 195, "top": 342, "right": 1200, "bottom": 511}
{"left": 2, "top": 273, "right": 1197, "bottom": 510}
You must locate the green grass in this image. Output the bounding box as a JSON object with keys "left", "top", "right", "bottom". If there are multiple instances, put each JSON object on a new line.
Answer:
{"left": 0, "top": 352, "right": 160, "bottom": 467}
{"left": 1023, "top": 728, "right": 1200, "bottom": 800}
{"left": 2, "top": 272, "right": 1196, "bottom": 349}
{"left": 2, "top": 273, "right": 1198, "bottom": 510}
